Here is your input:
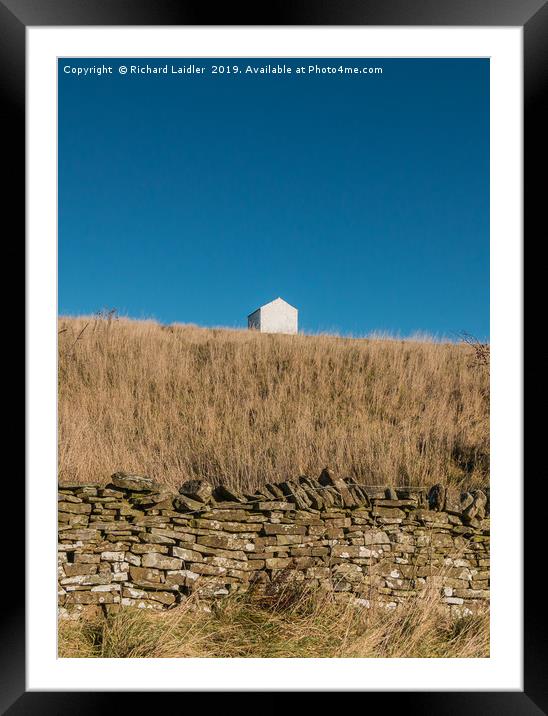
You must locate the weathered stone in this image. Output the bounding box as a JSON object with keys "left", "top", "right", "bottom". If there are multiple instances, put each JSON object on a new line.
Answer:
{"left": 442, "top": 487, "right": 464, "bottom": 515}
{"left": 65, "top": 591, "right": 117, "bottom": 605}
{"left": 63, "top": 564, "right": 97, "bottom": 577}
{"left": 256, "top": 501, "right": 294, "bottom": 511}
{"left": 149, "top": 499, "right": 175, "bottom": 511}
{"left": 173, "top": 495, "right": 205, "bottom": 513}
{"left": 141, "top": 553, "right": 183, "bottom": 570}
{"left": 89, "top": 521, "right": 136, "bottom": 532}
{"left": 179, "top": 479, "right": 213, "bottom": 504}
{"left": 278, "top": 481, "right": 313, "bottom": 510}
{"left": 197, "top": 535, "right": 254, "bottom": 552}
{"left": 444, "top": 596, "right": 464, "bottom": 605}
{"left": 140, "top": 532, "right": 176, "bottom": 545}
{"left": 463, "top": 490, "right": 488, "bottom": 521}
{"left": 119, "top": 507, "right": 142, "bottom": 518}
{"left": 164, "top": 569, "right": 199, "bottom": 588}
{"left": 453, "top": 588, "right": 490, "bottom": 599}
{"left": 297, "top": 477, "right": 326, "bottom": 509}
{"left": 58, "top": 483, "right": 98, "bottom": 491}
{"left": 293, "top": 546, "right": 329, "bottom": 557}
{"left": 332, "top": 562, "right": 365, "bottom": 582}
{"left": 276, "top": 534, "right": 312, "bottom": 546}
{"left": 307, "top": 524, "right": 327, "bottom": 536}
{"left": 362, "top": 530, "right": 391, "bottom": 545}
{"left": 129, "top": 566, "right": 163, "bottom": 584}
{"left": 58, "top": 493, "right": 83, "bottom": 503}
{"left": 462, "top": 516, "right": 481, "bottom": 529}
{"left": 88, "top": 489, "right": 117, "bottom": 500}
{"left": 74, "top": 554, "right": 100, "bottom": 564}
{"left": 428, "top": 483, "right": 446, "bottom": 511}
{"left": 91, "top": 583, "right": 121, "bottom": 592}
{"left": 120, "top": 597, "right": 163, "bottom": 609}
{"left": 59, "top": 513, "right": 89, "bottom": 527}
{"left": 396, "top": 488, "right": 427, "bottom": 504}
{"left": 342, "top": 478, "right": 371, "bottom": 506}
{"left": 123, "top": 587, "right": 176, "bottom": 605}
{"left": 192, "top": 518, "right": 263, "bottom": 533}
{"left": 171, "top": 546, "right": 203, "bottom": 561}
{"left": 131, "top": 543, "right": 169, "bottom": 554}
{"left": 408, "top": 509, "right": 449, "bottom": 524}
{"left": 58, "top": 502, "right": 92, "bottom": 514}
{"left": 263, "top": 523, "right": 306, "bottom": 535}
{"left": 372, "top": 507, "right": 405, "bottom": 520}
{"left": 204, "top": 555, "right": 247, "bottom": 570}
{"left": 318, "top": 468, "right": 357, "bottom": 508}
{"left": 254, "top": 485, "right": 276, "bottom": 500}
{"left": 373, "top": 499, "right": 416, "bottom": 509}
{"left": 208, "top": 501, "right": 253, "bottom": 510}
{"left": 191, "top": 563, "right": 228, "bottom": 576}
{"left": 100, "top": 551, "right": 125, "bottom": 561}
{"left": 331, "top": 544, "right": 377, "bottom": 559}
{"left": 259, "top": 482, "right": 283, "bottom": 499}
{"left": 199, "top": 509, "right": 251, "bottom": 522}
{"left": 190, "top": 543, "right": 248, "bottom": 560}
{"left": 110, "top": 472, "right": 159, "bottom": 492}
{"left": 265, "top": 558, "right": 293, "bottom": 570}
{"left": 133, "top": 516, "right": 169, "bottom": 527}
{"left": 61, "top": 573, "right": 111, "bottom": 586}
{"left": 59, "top": 529, "right": 99, "bottom": 541}
{"left": 360, "top": 486, "right": 387, "bottom": 500}
{"left": 212, "top": 484, "right": 247, "bottom": 503}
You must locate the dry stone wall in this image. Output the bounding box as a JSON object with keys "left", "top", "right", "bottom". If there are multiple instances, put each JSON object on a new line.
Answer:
{"left": 58, "top": 470, "right": 490, "bottom": 619}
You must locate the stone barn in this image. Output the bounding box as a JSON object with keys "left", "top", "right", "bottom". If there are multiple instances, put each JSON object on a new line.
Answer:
{"left": 248, "top": 297, "right": 298, "bottom": 334}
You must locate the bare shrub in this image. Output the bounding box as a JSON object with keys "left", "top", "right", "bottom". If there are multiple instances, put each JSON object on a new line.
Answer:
{"left": 459, "top": 331, "right": 490, "bottom": 368}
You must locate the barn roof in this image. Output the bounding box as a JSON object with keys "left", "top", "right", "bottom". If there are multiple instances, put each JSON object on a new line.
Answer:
{"left": 247, "top": 297, "right": 297, "bottom": 318}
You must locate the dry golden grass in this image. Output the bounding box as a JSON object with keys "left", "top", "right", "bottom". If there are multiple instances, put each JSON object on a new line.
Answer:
{"left": 58, "top": 315, "right": 489, "bottom": 492}
{"left": 58, "top": 587, "right": 489, "bottom": 659}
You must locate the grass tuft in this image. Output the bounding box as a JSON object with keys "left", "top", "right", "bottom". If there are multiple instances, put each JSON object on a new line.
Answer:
{"left": 58, "top": 588, "right": 489, "bottom": 659}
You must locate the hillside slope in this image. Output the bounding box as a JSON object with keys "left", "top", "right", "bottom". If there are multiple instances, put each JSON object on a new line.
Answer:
{"left": 58, "top": 317, "right": 489, "bottom": 491}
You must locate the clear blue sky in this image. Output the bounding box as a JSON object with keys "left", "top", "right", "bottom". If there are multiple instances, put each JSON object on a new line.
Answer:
{"left": 58, "top": 58, "right": 489, "bottom": 339}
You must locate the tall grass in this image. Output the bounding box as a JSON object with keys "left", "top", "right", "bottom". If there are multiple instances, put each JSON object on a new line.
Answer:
{"left": 58, "top": 316, "right": 489, "bottom": 492}
{"left": 58, "top": 588, "right": 489, "bottom": 659}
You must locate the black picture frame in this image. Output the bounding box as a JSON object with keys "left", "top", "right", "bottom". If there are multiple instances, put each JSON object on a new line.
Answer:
{"left": 8, "top": 0, "right": 541, "bottom": 710}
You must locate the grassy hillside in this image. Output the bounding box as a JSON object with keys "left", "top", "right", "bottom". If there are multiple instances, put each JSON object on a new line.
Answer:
{"left": 58, "top": 316, "right": 489, "bottom": 491}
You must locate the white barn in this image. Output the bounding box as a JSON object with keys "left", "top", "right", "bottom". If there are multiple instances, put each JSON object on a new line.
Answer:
{"left": 248, "top": 297, "right": 298, "bottom": 334}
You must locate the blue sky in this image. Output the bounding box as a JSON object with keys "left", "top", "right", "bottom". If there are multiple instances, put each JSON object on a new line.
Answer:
{"left": 58, "top": 58, "right": 489, "bottom": 339}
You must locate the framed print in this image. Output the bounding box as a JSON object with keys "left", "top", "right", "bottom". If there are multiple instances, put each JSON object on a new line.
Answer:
{"left": 7, "top": 0, "right": 542, "bottom": 709}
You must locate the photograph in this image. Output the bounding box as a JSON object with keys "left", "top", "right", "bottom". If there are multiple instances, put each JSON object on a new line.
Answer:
{"left": 56, "top": 55, "right": 491, "bottom": 660}
{"left": 0, "top": 0, "right": 536, "bottom": 701}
